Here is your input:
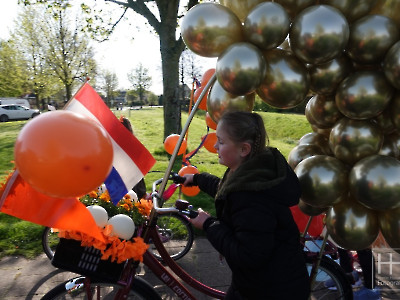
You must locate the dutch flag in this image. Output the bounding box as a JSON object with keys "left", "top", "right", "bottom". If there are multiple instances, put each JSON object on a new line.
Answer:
{"left": 64, "top": 83, "right": 156, "bottom": 204}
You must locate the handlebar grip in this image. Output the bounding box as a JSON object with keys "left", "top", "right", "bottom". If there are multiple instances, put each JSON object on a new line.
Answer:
{"left": 171, "top": 172, "right": 186, "bottom": 184}
{"left": 188, "top": 210, "right": 198, "bottom": 218}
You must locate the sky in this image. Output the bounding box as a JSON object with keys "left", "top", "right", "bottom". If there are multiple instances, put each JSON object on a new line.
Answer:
{"left": 0, "top": 0, "right": 216, "bottom": 95}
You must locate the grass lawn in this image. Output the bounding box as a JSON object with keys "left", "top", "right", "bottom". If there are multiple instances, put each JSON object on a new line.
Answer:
{"left": 0, "top": 107, "right": 311, "bottom": 258}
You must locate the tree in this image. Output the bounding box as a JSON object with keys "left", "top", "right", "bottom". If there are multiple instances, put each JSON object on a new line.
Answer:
{"left": 0, "top": 39, "right": 29, "bottom": 97}
{"left": 40, "top": 6, "right": 97, "bottom": 101}
{"left": 98, "top": 70, "right": 119, "bottom": 106}
{"left": 127, "top": 63, "right": 152, "bottom": 105}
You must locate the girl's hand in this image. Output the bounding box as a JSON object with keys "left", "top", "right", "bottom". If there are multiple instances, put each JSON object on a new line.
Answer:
{"left": 189, "top": 208, "right": 211, "bottom": 229}
{"left": 182, "top": 174, "right": 195, "bottom": 186}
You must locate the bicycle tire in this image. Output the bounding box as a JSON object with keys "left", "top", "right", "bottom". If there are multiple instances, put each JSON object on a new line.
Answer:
{"left": 307, "top": 255, "right": 353, "bottom": 300}
{"left": 42, "top": 227, "right": 60, "bottom": 260}
{"left": 41, "top": 276, "right": 161, "bottom": 300}
{"left": 149, "top": 213, "right": 194, "bottom": 261}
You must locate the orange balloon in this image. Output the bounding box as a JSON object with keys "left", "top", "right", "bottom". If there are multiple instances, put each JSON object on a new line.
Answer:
{"left": 14, "top": 111, "right": 113, "bottom": 198}
{"left": 201, "top": 68, "right": 216, "bottom": 85}
{"left": 202, "top": 132, "right": 218, "bottom": 153}
{"left": 205, "top": 112, "right": 217, "bottom": 130}
{"left": 178, "top": 165, "right": 200, "bottom": 197}
{"left": 194, "top": 87, "right": 207, "bottom": 111}
{"left": 164, "top": 134, "right": 187, "bottom": 155}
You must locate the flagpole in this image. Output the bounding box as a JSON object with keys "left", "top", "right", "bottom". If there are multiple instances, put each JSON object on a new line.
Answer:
{"left": 157, "top": 73, "right": 216, "bottom": 201}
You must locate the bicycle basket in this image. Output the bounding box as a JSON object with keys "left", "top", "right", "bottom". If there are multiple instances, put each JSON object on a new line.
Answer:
{"left": 51, "top": 238, "right": 125, "bottom": 282}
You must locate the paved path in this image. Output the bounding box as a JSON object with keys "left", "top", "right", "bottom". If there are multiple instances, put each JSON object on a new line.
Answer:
{"left": 1, "top": 237, "right": 400, "bottom": 299}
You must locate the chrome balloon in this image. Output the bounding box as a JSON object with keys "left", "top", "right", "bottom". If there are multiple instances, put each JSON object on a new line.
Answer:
{"left": 390, "top": 91, "right": 400, "bottom": 132}
{"left": 335, "top": 71, "right": 394, "bottom": 120}
{"left": 308, "top": 94, "right": 343, "bottom": 129}
{"left": 319, "top": 0, "right": 377, "bottom": 23}
{"left": 289, "top": 5, "right": 349, "bottom": 64}
{"left": 294, "top": 155, "right": 349, "bottom": 208}
{"left": 207, "top": 80, "right": 255, "bottom": 123}
{"left": 243, "top": 2, "right": 290, "bottom": 50}
{"left": 326, "top": 194, "right": 379, "bottom": 250}
{"left": 374, "top": 107, "right": 396, "bottom": 135}
{"left": 370, "top": 0, "right": 400, "bottom": 28}
{"left": 350, "top": 155, "right": 400, "bottom": 211}
{"left": 219, "top": 0, "right": 265, "bottom": 23}
{"left": 298, "top": 200, "right": 328, "bottom": 217}
{"left": 347, "top": 15, "right": 399, "bottom": 64}
{"left": 181, "top": 3, "right": 243, "bottom": 58}
{"left": 308, "top": 55, "right": 353, "bottom": 95}
{"left": 299, "top": 132, "right": 332, "bottom": 155}
{"left": 379, "top": 135, "right": 399, "bottom": 158}
{"left": 383, "top": 41, "right": 400, "bottom": 90}
{"left": 257, "top": 49, "right": 310, "bottom": 109}
{"left": 216, "top": 42, "right": 266, "bottom": 95}
{"left": 288, "top": 144, "right": 324, "bottom": 170}
{"left": 329, "top": 117, "right": 383, "bottom": 166}
{"left": 274, "top": 0, "right": 315, "bottom": 20}
{"left": 379, "top": 207, "right": 400, "bottom": 249}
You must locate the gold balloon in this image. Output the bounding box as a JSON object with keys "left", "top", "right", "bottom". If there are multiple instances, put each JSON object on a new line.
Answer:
{"left": 243, "top": 2, "right": 290, "bottom": 50}
{"left": 274, "top": 0, "right": 315, "bottom": 20}
{"left": 298, "top": 200, "right": 328, "bottom": 216}
{"left": 288, "top": 144, "right": 324, "bottom": 170}
{"left": 256, "top": 49, "right": 310, "bottom": 109}
{"left": 326, "top": 194, "right": 379, "bottom": 250}
{"left": 383, "top": 41, "right": 400, "bottom": 90}
{"left": 308, "top": 55, "right": 353, "bottom": 95}
{"left": 207, "top": 80, "right": 255, "bottom": 123}
{"left": 312, "top": 126, "right": 332, "bottom": 138}
{"left": 390, "top": 91, "right": 400, "bottom": 132}
{"left": 379, "top": 135, "right": 399, "bottom": 158}
{"left": 216, "top": 42, "right": 266, "bottom": 95}
{"left": 299, "top": 132, "right": 332, "bottom": 155}
{"left": 329, "top": 118, "right": 383, "bottom": 166}
{"left": 347, "top": 15, "right": 400, "bottom": 64}
{"left": 294, "top": 155, "right": 349, "bottom": 208}
{"left": 379, "top": 207, "right": 400, "bottom": 249}
{"left": 289, "top": 5, "right": 349, "bottom": 64}
{"left": 308, "top": 94, "right": 343, "bottom": 129}
{"left": 370, "top": 0, "right": 400, "bottom": 28}
{"left": 374, "top": 107, "right": 396, "bottom": 135}
{"left": 305, "top": 98, "right": 318, "bottom": 127}
{"left": 219, "top": 0, "right": 265, "bottom": 23}
{"left": 319, "top": 0, "right": 377, "bottom": 23}
{"left": 349, "top": 155, "right": 400, "bottom": 211}
{"left": 181, "top": 3, "right": 243, "bottom": 58}
{"left": 335, "top": 71, "right": 394, "bottom": 120}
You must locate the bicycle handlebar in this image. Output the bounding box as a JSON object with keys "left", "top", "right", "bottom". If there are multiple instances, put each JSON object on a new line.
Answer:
{"left": 151, "top": 174, "right": 198, "bottom": 218}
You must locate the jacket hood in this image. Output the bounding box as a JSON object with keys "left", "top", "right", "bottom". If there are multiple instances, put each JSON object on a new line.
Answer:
{"left": 216, "top": 147, "right": 301, "bottom": 207}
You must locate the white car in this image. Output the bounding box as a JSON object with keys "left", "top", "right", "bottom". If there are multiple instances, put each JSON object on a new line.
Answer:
{"left": 0, "top": 104, "right": 40, "bottom": 122}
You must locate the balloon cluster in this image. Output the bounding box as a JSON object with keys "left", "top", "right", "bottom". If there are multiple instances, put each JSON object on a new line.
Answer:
{"left": 182, "top": 0, "right": 400, "bottom": 251}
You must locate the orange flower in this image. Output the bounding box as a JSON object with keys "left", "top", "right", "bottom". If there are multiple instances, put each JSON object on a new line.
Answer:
{"left": 134, "top": 199, "right": 153, "bottom": 217}
{"left": 99, "top": 190, "right": 111, "bottom": 202}
{"left": 88, "top": 190, "right": 98, "bottom": 198}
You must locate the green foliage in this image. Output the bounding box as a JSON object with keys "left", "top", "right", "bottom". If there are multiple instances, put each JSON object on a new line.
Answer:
{"left": 0, "top": 107, "right": 311, "bottom": 258}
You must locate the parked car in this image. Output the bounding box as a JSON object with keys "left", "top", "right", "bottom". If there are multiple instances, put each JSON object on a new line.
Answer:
{"left": 0, "top": 104, "right": 40, "bottom": 122}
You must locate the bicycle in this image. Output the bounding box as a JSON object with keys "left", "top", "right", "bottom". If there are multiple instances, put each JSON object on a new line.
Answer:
{"left": 40, "top": 75, "right": 352, "bottom": 299}
{"left": 41, "top": 174, "right": 194, "bottom": 262}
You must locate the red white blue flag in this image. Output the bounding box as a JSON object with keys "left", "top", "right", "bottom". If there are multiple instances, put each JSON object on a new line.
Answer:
{"left": 65, "top": 83, "right": 156, "bottom": 204}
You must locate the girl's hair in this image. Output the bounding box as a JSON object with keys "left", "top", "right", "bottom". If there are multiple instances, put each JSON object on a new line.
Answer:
{"left": 219, "top": 111, "right": 269, "bottom": 158}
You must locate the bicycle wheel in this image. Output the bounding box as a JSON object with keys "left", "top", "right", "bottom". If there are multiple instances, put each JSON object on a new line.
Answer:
{"left": 149, "top": 213, "right": 194, "bottom": 261}
{"left": 41, "top": 276, "right": 161, "bottom": 300}
{"left": 307, "top": 255, "right": 353, "bottom": 300}
{"left": 42, "top": 227, "right": 60, "bottom": 260}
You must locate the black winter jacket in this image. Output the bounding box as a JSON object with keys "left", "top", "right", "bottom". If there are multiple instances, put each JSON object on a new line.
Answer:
{"left": 193, "top": 147, "right": 310, "bottom": 299}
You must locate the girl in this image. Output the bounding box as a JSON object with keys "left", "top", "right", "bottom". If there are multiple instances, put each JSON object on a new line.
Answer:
{"left": 182, "top": 111, "right": 310, "bottom": 299}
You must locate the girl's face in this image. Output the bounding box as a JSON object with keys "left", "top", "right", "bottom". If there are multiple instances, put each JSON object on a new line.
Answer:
{"left": 215, "top": 122, "right": 247, "bottom": 172}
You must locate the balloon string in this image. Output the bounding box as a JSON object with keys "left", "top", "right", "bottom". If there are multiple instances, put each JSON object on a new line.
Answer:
{"left": 183, "top": 126, "right": 210, "bottom": 166}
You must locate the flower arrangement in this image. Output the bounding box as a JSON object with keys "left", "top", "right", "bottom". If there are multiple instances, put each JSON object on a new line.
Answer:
{"left": 57, "top": 188, "right": 153, "bottom": 263}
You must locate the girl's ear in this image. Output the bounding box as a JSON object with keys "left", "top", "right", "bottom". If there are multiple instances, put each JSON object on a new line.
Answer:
{"left": 240, "top": 142, "right": 251, "bottom": 157}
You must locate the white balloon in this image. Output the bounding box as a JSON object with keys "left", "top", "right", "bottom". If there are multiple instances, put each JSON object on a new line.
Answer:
{"left": 127, "top": 190, "right": 138, "bottom": 202}
{"left": 87, "top": 205, "right": 109, "bottom": 228}
{"left": 107, "top": 214, "right": 135, "bottom": 240}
